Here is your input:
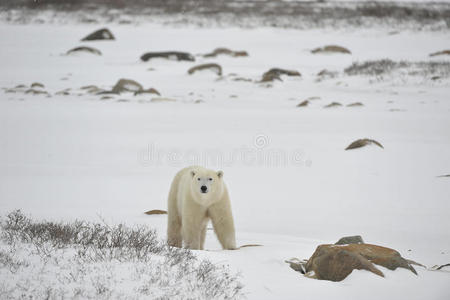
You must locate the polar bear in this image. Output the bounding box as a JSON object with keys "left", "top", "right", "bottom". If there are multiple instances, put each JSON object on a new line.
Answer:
{"left": 167, "top": 166, "right": 236, "bottom": 250}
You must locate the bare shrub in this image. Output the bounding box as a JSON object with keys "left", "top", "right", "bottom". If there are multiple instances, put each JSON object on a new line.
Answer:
{"left": 344, "top": 59, "right": 450, "bottom": 78}
{"left": 0, "top": 210, "right": 243, "bottom": 299}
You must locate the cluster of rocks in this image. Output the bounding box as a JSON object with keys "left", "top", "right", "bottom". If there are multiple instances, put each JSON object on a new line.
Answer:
{"left": 65, "top": 28, "right": 115, "bottom": 57}
{"left": 295, "top": 96, "right": 364, "bottom": 109}
{"left": 2, "top": 82, "right": 50, "bottom": 97}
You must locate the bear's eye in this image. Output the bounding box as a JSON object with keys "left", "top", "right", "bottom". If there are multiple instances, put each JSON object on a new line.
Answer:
{"left": 197, "top": 178, "right": 201, "bottom": 181}
{"left": 208, "top": 178, "right": 213, "bottom": 181}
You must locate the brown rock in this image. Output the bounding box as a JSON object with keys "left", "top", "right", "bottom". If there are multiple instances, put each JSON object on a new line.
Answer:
{"left": 31, "top": 82, "right": 45, "bottom": 89}
{"left": 312, "top": 45, "right": 351, "bottom": 54}
{"left": 25, "top": 89, "right": 48, "bottom": 95}
{"left": 324, "top": 102, "right": 342, "bottom": 108}
{"left": 297, "top": 100, "right": 309, "bottom": 107}
{"left": 203, "top": 47, "right": 249, "bottom": 58}
{"left": 261, "top": 68, "right": 301, "bottom": 82}
{"left": 188, "top": 63, "right": 222, "bottom": 76}
{"left": 347, "top": 102, "right": 364, "bottom": 107}
{"left": 144, "top": 209, "right": 167, "bottom": 215}
{"left": 111, "top": 79, "right": 143, "bottom": 94}
{"left": 345, "top": 138, "right": 383, "bottom": 150}
{"left": 304, "top": 243, "right": 417, "bottom": 281}
{"left": 429, "top": 50, "right": 450, "bottom": 57}
{"left": 134, "top": 88, "right": 161, "bottom": 96}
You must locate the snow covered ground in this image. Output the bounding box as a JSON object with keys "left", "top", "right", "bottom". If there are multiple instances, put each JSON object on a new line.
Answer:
{"left": 0, "top": 15, "right": 449, "bottom": 300}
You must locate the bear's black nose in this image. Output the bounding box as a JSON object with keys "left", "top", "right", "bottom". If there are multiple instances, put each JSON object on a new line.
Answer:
{"left": 201, "top": 185, "right": 207, "bottom": 193}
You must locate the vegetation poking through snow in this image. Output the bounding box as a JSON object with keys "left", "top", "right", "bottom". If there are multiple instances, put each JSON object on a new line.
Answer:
{"left": 344, "top": 59, "right": 450, "bottom": 78}
{"left": 0, "top": 210, "right": 243, "bottom": 299}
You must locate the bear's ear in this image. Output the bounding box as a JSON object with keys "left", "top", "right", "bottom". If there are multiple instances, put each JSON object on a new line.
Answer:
{"left": 217, "top": 170, "right": 223, "bottom": 178}
{"left": 190, "top": 170, "right": 196, "bottom": 178}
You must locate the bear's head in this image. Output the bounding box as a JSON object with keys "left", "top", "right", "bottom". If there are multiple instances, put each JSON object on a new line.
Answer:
{"left": 190, "top": 168, "right": 224, "bottom": 206}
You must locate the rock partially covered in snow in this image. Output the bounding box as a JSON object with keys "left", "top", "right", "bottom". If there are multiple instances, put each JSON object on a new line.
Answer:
{"left": 311, "top": 45, "right": 351, "bottom": 54}
{"left": 66, "top": 46, "right": 102, "bottom": 56}
{"left": 81, "top": 28, "right": 115, "bottom": 41}
{"left": 31, "top": 82, "right": 45, "bottom": 89}
{"left": 188, "top": 63, "right": 222, "bottom": 76}
{"left": 303, "top": 243, "right": 418, "bottom": 282}
{"left": 260, "top": 68, "right": 301, "bottom": 82}
{"left": 111, "top": 79, "right": 142, "bottom": 94}
{"left": 96, "top": 79, "right": 160, "bottom": 96}
{"left": 335, "top": 235, "right": 364, "bottom": 245}
{"left": 323, "top": 102, "right": 342, "bottom": 108}
{"left": 134, "top": 88, "right": 161, "bottom": 96}
{"left": 140, "top": 51, "right": 195, "bottom": 62}
{"left": 203, "top": 48, "right": 249, "bottom": 58}
{"left": 347, "top": 102, "right": 364, "bottom": 107}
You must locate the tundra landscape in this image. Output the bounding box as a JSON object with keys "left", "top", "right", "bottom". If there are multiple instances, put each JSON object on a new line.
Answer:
{"left": 0, "top": 1, "right": 449, "bottom": 299}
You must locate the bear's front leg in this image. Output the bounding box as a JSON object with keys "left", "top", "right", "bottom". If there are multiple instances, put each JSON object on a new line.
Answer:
{"left": 208, "top": 199, "right": 236, "bottom": 250}
{"left": 182, "top": 221, "right": 202, "bottom": 250}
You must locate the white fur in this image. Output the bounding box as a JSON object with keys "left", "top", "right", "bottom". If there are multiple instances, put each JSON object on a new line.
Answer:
{"left": 167, "top": 166, "right": 236, "bottom": 250}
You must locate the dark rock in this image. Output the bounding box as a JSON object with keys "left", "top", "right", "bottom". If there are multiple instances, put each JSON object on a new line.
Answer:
{"left": 134, "top": 88, "right": 161, "bottom": 96}
{"left": 140, "top": 51, "right": 195, "bottom": 62}
{"left": 431, "top": 263, "right": 450, "bottom": 270}
{"left": 81, "top": 28, "right": 115, "bottom": 41}
{"left": 335, "top": 235, "right": 364, "bottom": 245}
{"left": 297, "top": 100, "right": 309, "bottom": 107}
{"left": 260, "top": 68, "right": 301, "bottom": 82}
{"left": 31, "top": 82, "right": 44, "bottom": 88}
{"left": 347, "top": 102, "right": 364, "bottom": 107}
{"left": 67, "top": 46, "right": 102, "bottom": 56}
{"left": 25, "top": 89, "right": 48, "bottom": 95}
{"left": 324, "top": 102, "right": 342, "bottom": 108}
{"left": 203, "top": 47, "right": 249, "bottom": 58}
{"left": 345, "top": 138, "right": 383, "bottom": 150}
{"left": 312, "top": 45, "right": 351, "bottom": 54}
{"left": 304, "top": 243, "right": 418, "bottom": 281}
{"left": 188, "top": 63, "right": 222, "bottom": 76}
